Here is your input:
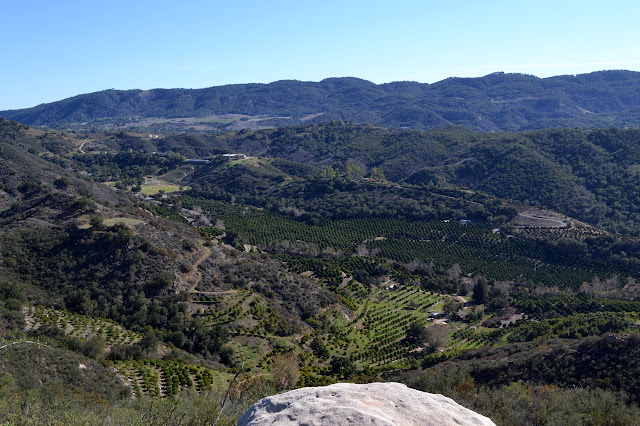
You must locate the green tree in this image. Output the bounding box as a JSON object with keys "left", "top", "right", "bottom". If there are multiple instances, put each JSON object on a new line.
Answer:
{"left": 310, "top": 338, "right": 329, "bottom": 358}
{"left": 406, "top": 322, "right": 428, "bottom": 344}
{"left": 343, "top": 161, "right": 364, "bottom": 180}
{"left": 330, "top": 357, "right": 357, "bottom": 377}
{"left": 472, "top": 277, "right": 489, "bottom": 305}
{"left": 369, "top": 167, "right": 386, "bottom": 182}
{"left": 443, "top": 297, "right": 462, "bottom": 313}
{"left": 89, "top": 215, "right": 105, "bottom": 230}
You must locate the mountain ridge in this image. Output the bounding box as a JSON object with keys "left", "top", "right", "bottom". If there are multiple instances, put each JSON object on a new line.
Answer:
{"left": 4, "top": 70, "right": 640, "bottom": 132}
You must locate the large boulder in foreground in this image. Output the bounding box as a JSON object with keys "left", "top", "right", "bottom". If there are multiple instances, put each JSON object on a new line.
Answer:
{"left": 238, "top": 382, "right": 495, "bottom": 425}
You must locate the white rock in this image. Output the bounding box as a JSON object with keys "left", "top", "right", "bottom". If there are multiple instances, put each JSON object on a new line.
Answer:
{"left": 238, "top": 382, "right": 495, "bottom": 426}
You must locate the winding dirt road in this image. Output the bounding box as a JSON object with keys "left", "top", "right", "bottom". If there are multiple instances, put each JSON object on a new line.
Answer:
{"left": 186, "top": 245, "right": 211, "bottom": 293}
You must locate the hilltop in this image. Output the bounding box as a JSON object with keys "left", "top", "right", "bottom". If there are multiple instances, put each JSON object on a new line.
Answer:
{"left": 3, "top": 70, "right": 640, "bottom": 133}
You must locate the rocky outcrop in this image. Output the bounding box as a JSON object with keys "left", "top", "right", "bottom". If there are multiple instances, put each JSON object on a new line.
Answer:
{"left": 238, "top": 382, "right": 496, "bottom": 425}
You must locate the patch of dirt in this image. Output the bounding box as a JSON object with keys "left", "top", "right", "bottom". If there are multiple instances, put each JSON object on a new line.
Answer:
{"left": 335, "top": 304, "right": 355, "bottom": 323}
{"left": 512, "top": 209, "right": 567, "bottom": 227}
{"left": 21, "top": 307, "right": 36, "bottom": 331}
{"left": 500, "top": 312, "right": 525, "bottom": 326}
{"left": 339, "top": 276, "right": 353, "bottom": 288}
{"left": 243, "top": 244, "right": 258, "bottom": 253}
{"left": 300, "top": 113, "right": 325, "bottom": 121}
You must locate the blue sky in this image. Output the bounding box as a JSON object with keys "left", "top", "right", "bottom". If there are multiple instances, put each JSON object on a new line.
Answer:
{"left": 2, "top": 0, "right": 640, "bottom": 110}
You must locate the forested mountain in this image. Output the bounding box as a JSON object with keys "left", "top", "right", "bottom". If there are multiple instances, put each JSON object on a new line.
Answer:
{"left": 4, "top": 70, "right": 640, "bottom": 133}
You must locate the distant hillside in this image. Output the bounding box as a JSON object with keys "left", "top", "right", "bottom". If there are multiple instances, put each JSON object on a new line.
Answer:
{"left": 120, "top": 122, "right": 634, "bottom": 235}
{"left": 53, "top": 119, "right": 640, "bottom": 235}
{"left": 4, "top": 70, "right": 640, "bottom": 132}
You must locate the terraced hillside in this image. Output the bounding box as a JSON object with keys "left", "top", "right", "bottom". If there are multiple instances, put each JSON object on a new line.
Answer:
{"left": 24, "top": 307, "right": 142, "bottom": 348}
{"left": 115, "top": 360, "right": 231, "bottom": 398}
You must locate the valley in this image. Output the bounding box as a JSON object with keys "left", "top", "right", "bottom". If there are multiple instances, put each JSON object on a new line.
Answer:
{"left": 2, "top": 104, "right": 640, "bottom": 424}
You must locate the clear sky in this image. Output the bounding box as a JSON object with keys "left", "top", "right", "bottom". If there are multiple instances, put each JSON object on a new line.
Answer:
{"left": 2, "top": 0, "right": 640, "bottom": 110}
